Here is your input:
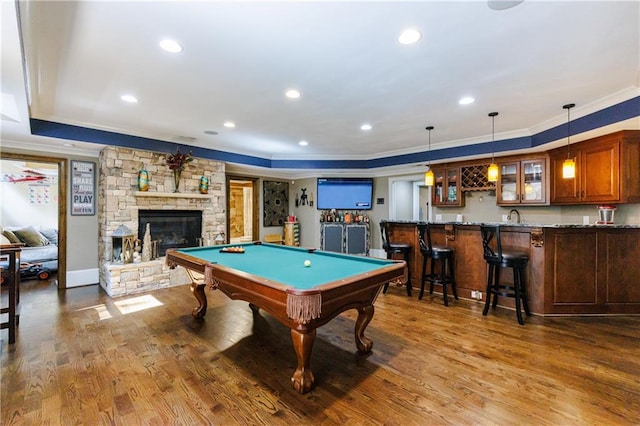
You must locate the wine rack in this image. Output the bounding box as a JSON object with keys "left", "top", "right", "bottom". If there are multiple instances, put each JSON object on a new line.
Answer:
{"left": 461, "top": 164, "right": 496, "bottom": 191}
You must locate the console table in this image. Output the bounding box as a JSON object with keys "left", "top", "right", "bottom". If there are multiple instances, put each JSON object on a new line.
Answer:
{"left": 320, "top": 222, "right": 370, "bottom": 256}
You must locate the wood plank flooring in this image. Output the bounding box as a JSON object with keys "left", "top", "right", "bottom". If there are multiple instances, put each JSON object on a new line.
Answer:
{"left": 2, "top": 279, "right": 639, "bottom": 425}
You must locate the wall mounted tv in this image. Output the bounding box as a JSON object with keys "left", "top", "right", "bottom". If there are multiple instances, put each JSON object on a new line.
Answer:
{"left": 316, "top": 178, "right": 373, "bottom": 210}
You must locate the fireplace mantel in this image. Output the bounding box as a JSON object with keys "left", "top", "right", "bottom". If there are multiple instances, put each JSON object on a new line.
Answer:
{"left": 134, "top": 191, "right": 213, "bottom": 199}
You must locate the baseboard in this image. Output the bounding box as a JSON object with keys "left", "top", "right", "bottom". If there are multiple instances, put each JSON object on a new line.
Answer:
{"left": 369, "top": 248, "right": 386, "bottom": 259}
{"left": 66, "top": 268, "right": 99, "bottom": 288}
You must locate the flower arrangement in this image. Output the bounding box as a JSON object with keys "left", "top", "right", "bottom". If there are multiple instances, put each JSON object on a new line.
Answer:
{"left": 166, "top": 147, "right": 193, "bottom": 172}
{"left": 166, "top": 147, "right": 193, "bottom": 192}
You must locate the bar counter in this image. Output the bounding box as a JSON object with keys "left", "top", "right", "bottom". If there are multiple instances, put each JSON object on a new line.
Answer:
{"left": 384, "top": 221, "right": 640, "bottom": 315}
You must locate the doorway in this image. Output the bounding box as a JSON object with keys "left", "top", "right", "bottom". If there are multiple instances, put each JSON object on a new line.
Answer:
{"left": 388, "top": 174, "right": 431, "bottom": 221}
{"left": 0, "top": 152, "right": 67, "bottom": 288}
{"left": 226, "top": 176, "right": 259, "bottom": 244}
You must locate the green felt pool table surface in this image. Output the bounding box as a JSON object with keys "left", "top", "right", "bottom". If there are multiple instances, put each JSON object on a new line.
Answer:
{"left": 176, "top": 243, "right": 398, "bottom": 290}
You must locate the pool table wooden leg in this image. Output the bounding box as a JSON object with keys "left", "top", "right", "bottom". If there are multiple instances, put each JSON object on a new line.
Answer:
{"left": 290, "top": 328, "right": 316, "bottom": 394}
{"left": 354, "top": 305, "right": 374, "bottom": 353}
{"left": 190, "top": 282, "right": 207, "bottom": 319}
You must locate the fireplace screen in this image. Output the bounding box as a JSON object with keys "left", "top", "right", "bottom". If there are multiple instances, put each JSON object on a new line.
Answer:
{"left": 138, "top": 210, "right": 202, "bottom": 256}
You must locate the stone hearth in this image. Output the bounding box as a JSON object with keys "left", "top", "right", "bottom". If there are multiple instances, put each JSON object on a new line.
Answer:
{"left": 97, "top": 146, "right": 226, "bottom": 297}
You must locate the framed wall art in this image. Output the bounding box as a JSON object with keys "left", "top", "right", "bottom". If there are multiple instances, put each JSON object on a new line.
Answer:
{"left": 263, "top": 180, "right": 288, "bottom": 226}
{"left": 70, "top": 160, "right": 96, "bottom": 215}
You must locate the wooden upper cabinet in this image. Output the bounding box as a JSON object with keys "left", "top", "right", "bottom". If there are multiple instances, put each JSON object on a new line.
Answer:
{"left": 550, "top": 130, "right": 640, "bottom": 205}
{"left": 550, "top": 150, "right": 580, "bottom": 204}
{"left": 432, "top": 167, "right": 464, "bottom": 207}
{"left": 496, "top": 158, "right": 548, "bottom": 205}
{"left": 581, "top": 140, "right": 620, "bottom": 203}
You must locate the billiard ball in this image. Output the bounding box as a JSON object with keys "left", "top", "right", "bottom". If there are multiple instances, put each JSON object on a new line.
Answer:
{"left": 304, "top": 260, "right": 311, "bottom": 267}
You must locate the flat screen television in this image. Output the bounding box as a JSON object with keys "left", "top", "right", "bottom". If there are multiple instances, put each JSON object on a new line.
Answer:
{"left": 316, "top": 178, "right": 373, "bottom": 210}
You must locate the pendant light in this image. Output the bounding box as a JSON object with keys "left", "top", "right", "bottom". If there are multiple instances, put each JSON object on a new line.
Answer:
{"left": 487, "top": 112, "right": 499, "bottom": 183}
{"left": 562, "top": 103, "right": 576, "bottom": 179}
{"left": 424, "top": 126, "right": 435, "bottom": 186}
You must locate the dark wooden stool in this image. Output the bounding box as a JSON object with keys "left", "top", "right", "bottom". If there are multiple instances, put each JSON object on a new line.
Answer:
{"left": 480, "top": 225, "right": 531, "bottom": 325}
{"left": 380, "top": 221, "right": 412, "bottom": 296}
{"left": 417, "top": 223, "right": 457, "bottom": 306}
{"left": 1, "top": 245, "right": 21, "bottom": 344}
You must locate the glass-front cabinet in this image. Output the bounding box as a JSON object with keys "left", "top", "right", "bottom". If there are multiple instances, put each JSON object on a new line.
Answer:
{"left": 497, "top": 158, "right": 547, "bottom": 205}
{"left": 433, "top": 167, "right": 464, "bottom": 207}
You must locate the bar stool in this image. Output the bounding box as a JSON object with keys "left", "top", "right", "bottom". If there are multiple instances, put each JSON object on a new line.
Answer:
{"left": 480, "top": 225, "right": 531, "bottom": 325}
{"left": 380, "top": 220, "right": 412, "bottom": 296}
{"left": 0, "top": 244, "right": 21, "bottom": 344}
{"left": 417, "top": 223, "right": 457, "bottom": 306}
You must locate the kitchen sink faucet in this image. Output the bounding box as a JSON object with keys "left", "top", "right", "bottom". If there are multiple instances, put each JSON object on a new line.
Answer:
{"left": 508, "top": 209, "right": 521, "bottom": 224}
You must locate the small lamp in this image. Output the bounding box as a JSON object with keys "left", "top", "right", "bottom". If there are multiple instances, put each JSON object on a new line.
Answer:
{"left": 424, "top": 126, "right": 435, "bottom": 186}
{"left": 562, "top": 103, "right": 576, "bottom": 179}
{"left": 487, "top": 112, "right": 499, "bottom": 183}
{"left": 112, "top": 224, "right": 135, "bottom": 264}
{"left": 214, "top": 232, "right": 225, "bottom": 245}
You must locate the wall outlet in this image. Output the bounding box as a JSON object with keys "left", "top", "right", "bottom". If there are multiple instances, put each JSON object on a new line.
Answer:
{"left": 471, "top": 290, "right": 482, "bottom": 300}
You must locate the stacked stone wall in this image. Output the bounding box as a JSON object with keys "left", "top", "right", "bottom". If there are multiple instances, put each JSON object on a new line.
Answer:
{"left": 97, "top": 146, "right": 225, "bottom": 297}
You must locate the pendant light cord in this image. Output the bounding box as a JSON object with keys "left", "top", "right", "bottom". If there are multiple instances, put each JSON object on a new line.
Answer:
{"left": 563, "top": 103, "right": 575, "bottom": 159}
{"left": 489, "top": 112, "right": 498, "bottom": 162}
{"left": 426, "top": 126, "right": 434, "bottom": 167}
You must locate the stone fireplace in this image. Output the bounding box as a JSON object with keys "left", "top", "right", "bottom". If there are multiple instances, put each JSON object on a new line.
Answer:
{"left": 97, "top": 146, "right": 225, "bottom": 297}
{"left": 138, "top": 209, "right": 203, "bottom": 256}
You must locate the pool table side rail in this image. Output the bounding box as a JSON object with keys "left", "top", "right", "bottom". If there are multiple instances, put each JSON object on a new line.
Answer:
{"left": 207, "top": 260, "right": 406, "bottom": 328}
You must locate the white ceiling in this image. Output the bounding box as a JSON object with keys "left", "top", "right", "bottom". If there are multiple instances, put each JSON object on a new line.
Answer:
{"left": 2, "top": 1, "right": 640, "bottom": 176}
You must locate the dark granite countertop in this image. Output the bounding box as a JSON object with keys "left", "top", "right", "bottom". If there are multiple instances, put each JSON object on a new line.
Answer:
{"left": 384, "top": 220, "right": 640, "bottom": 229}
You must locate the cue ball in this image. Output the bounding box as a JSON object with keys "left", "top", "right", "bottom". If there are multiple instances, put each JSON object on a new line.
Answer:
{"left": 304, "top": 260, "right": 311, "bottom": 267}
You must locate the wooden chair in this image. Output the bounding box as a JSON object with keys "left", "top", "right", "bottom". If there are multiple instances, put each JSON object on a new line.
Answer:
{"left": 264, "top": 233, "right": 284, "bottom": 245}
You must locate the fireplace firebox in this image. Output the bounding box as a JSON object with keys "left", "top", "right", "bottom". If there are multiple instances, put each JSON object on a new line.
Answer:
{"left": 138, "top": 210, "right": 202, "bottom": 256}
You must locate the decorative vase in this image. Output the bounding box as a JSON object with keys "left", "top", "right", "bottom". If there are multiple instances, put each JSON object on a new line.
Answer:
{"left": 199, "top": 176, "right": 209, "bottom": 194}
{"left": 141, "top": 223, "right": 151, "bottom": 262}
{"left": 137, "top": 169, "right": 149, "bottom": 191}
{"left": 172, "top": 169, "right": 182, "bottom": 193}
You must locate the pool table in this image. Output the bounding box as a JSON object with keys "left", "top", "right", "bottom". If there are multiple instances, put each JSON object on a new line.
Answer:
{"left": 165, "top": 242, "right": 406, "bottom": 393}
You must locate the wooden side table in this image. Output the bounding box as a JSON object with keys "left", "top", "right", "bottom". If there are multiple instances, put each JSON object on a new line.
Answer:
{"left": 1, "top": 244, "right": 21, "bottom": 344}
{"left": 284, "top": 222, "right": 300, "bottom": 246}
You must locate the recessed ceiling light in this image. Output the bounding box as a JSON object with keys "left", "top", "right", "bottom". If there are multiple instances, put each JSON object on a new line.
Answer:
{"left": 121, "top": 94, "right": 138, "bottom": 103}
{"left": 488, "top": 0, "right": 525, "bottom": 11}
{"left": 223, "top": 121, "right": 236, "bottom": 128}
{"left": 298, "top": 141, "right": 308, "bottom": 146}
{"left": 459, "top": 97, "right": 475, "bottom": 105}
{"left": 360, "top": 124, "right": 372, "bottom": 131}
{"left": 159, "top": 39, "right": 183, "bottom": 53}
{"left": 398, "top": 29, "right": 421, "bottom": 45}
{"left": 286, "top": 89, "right": 301, "bottom": 99}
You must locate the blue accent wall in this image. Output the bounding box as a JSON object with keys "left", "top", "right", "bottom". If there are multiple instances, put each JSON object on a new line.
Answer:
{"left": 30, "top": 96, "right": 639, "bottom": 170}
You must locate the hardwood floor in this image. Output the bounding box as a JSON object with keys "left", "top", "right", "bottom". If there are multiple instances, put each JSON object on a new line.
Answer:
{"left": 2, "top": 279, "right": 639, "bottom": 425}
